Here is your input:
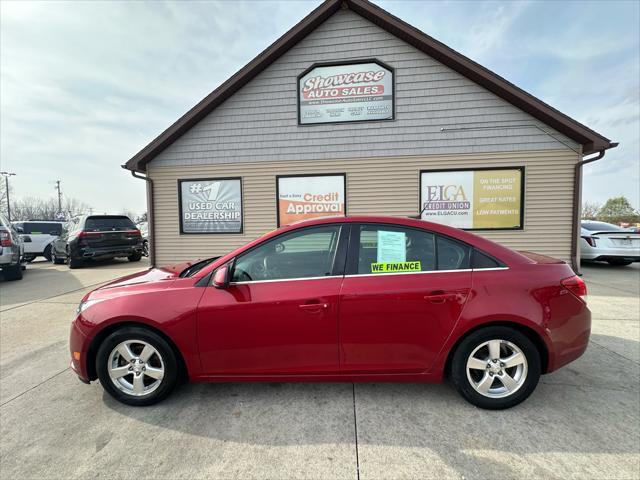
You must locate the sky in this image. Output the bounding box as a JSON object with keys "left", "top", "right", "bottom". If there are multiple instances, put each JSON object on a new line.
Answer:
{"left": 1, "top": 0, "right": 638, "bottom": 216}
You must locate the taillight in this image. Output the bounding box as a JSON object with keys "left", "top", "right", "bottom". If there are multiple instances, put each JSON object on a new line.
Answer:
{"left": 561, "top": 275, "right": 588, "bottom": 303}
{"left": 581, "top": 236, "right": 598, "bottom": 247}
{"left": 0, "top": 230, "right": 12, "bottom": 247}
{"left": 125, "top": 229, "right": 141, "bottom": 237}
{"left": 77, "top": 231, "right": 102, "bottom": 238}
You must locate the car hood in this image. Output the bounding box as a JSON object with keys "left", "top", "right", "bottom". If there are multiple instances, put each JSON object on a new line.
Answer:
{"left": 95, "top": 260, "right": 198, "bottom": 291}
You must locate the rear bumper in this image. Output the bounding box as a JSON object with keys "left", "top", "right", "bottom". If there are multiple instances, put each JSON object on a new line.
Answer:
{"left": 585, "top": 255, "right": 640, "bottom": 262}
{"left": 581, "top": 244, "right": 640, "bottom": 260}
{"left": 71, "top": 245, "right": 142, "bottom": 260}
{"left": 546, "top": 305, "right": 592, "bottom": 373}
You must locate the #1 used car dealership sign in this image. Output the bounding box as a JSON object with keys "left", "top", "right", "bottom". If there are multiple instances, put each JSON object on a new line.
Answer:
{"left": 298, "top": 61, "right": 394, "bottom": 124}
{"left": 179, "top": 178, "right": 243, "bottom": 233}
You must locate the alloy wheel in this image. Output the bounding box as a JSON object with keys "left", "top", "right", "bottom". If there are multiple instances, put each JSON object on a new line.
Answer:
{"left": 107, "top": 340, "right": 165, "bottom": 397}
{"left": 466, "top": 339, "right": 528, "bottom": 398}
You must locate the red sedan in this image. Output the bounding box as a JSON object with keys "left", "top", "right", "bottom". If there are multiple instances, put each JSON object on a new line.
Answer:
{"left": 69, "top": 216, "right": 590, "bottom": 410}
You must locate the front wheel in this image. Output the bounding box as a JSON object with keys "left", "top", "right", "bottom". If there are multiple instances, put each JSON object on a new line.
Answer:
{"left": 96, "top": 326, "right": 178, "bottom": 406}
{"left": 450, "top": 326, "right": 541, "bottom": 410}
{"left": 51, "top": 251, "right": 65, "bottom": 265}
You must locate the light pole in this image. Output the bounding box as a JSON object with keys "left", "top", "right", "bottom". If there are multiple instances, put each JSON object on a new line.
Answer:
{"left": 0, "top": 172, "right": 16, "bottom": 222}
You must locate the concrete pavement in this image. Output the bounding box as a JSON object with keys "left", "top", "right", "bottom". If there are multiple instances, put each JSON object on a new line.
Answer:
{"left": 0, "top": 259, "right": 638, "bottom": 479}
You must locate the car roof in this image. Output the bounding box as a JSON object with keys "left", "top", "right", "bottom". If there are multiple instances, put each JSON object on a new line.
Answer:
{"left": 200, "top": 215, "right": 532, "bottom": 275}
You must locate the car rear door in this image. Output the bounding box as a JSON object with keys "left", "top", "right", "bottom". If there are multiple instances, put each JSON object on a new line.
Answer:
{"left": 196, "top": 224, "right": 348, "bottom": 375}
{"left": 338, "top": 223, "right": 472, "bottom": 374}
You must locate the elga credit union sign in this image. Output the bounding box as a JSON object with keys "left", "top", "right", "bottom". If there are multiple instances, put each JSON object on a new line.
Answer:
{"left": 298, "top": 61, "right": 394, "bottom": 124}
{"left": 178, "top": 178, "right": 242, "bottom": 233}
{"left": 277, "top": 174, "right": 345, "bottom": 226}
{"left": 420, "top": 168, "right": 524, "bottom": 230}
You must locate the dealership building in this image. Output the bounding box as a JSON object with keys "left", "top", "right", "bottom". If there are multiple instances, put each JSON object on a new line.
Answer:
{"left": 124, "top": 0, "right": 616, "bottom": 271}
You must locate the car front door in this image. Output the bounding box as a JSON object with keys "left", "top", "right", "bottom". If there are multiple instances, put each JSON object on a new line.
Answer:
{"left": 197, "top": 224, "right": 348, "bottom": 375}
{"left": 339, "top": 223, "right": 472, "bottom": 374}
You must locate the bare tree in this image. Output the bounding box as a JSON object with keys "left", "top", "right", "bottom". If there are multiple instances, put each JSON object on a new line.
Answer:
{"left": 581, "top": 201, "right": 601, "bottom": 220}
{"left": 0, "top": 179, "right": 10, "bottom": 218}
{"left": 10, "top": 196, "right": 91, "bottom": 221}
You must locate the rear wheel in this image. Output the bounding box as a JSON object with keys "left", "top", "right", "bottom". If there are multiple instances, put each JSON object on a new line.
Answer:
{"left": 128, "top": 252, "right": 142, "bottom": 262}
{"left": 2, "top": 262, "right": 23, "bottom": 281}
{"left": 96, "top": 326, "right": 178, "bottom": 406}
{"left": 67, "top": 254, "right": 82, "bottom": 269}
{"left": 450, "top": 326, "right": 541, "bottom": 410}
{"left": 607, "top": 259, "right": 632, "bottom": 266}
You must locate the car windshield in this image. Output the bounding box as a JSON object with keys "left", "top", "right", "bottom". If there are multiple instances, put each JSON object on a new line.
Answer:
{"left": 180, "top": 257, "right": 219, "bottom": 278}
{"left": 84, "top": 216, "right": 135, "bottom": 232}
{"left": 581, "top": 221, "right": 627, "bottom": 232}
{"left": 21, "top": 222, "right": 63, "bottom": 235}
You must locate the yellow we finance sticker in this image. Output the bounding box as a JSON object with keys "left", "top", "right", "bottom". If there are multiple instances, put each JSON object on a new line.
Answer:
{"left": 371, "top": 261, "right": 421, "bottom": 273}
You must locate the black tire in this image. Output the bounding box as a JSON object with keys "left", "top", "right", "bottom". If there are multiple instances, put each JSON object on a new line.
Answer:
{"left": 128, "top": 252, "right": 142, "bottom": 262}
{"left": 24, "top": 255, "right": 35, "bottom": 263}
{"left": 3, "top": 262, "right": 23, "bottom": 281}
{"left": 96, "top": 326, "right": 179, "bottom": 406}
{"left": 142, "top": 240, "right": 149, "bottom": 257}
{"left": 607, "top": 259, "right": 632, "bottom": 266}
{"left": 51, "top": 251, "right": 64, "bottom": 264}
{"left": 43, "top": 244, "right": 52, "bottom": 262}
{"left": 450, "top": 326, "right": 541, "bottom": 410}
{"left": 68, "top": 255, "right": 82, "bottom": 269}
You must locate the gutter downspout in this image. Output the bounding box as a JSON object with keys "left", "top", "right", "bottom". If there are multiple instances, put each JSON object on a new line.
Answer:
{"left": 571, "top": 144, "right": 617, "bottom": 274}
{"left": 126, "top": 167, "right": 156, "bottom": 268}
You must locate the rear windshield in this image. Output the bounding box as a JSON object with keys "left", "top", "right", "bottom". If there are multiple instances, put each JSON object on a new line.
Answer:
{"left": 85, "top": 216, "right": 135, "bottom": 232}
{"left": 581, "top": 221, "right": 627, "bottom": 232}
{"left": 21, "top": 222, "right": 63, "bottom": 235}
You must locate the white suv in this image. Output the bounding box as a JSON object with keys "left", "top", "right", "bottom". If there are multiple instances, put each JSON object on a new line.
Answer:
{"left": 13, "top": 221, "right": 64, "bottom": 262}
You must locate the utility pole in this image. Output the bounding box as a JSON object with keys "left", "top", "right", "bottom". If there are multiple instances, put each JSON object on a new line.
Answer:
{"left": 55, "top": 180, "right": 62, "bottom": 215}
{"left": 0, "top": 172, "right": 16, "bottom": 222}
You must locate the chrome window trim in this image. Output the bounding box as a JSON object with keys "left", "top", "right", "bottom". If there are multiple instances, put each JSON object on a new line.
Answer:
{"left": 472, "top": 267, "right": 510, "bottom": 271}
{"left": 345, "top": 269, "right": 472, "bottom": 278}
{"left": 229, "top": 275, "right": 343, "bottom": 286}
{"left": 226, "top": 267, "right": 509, "bottom": 285}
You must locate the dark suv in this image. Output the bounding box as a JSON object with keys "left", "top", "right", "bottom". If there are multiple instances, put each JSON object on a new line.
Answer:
{"left": 51, "top": 215, "right": 143, "bottom": 268}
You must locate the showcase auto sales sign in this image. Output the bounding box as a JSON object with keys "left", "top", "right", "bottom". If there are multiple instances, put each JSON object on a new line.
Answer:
{"left": 298, "top": 62, "right": 393, "bottom": 124}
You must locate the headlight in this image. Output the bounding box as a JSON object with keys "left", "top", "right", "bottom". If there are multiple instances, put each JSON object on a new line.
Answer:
{"left": 76, "top": 299, "right": 103, "bottom": 315}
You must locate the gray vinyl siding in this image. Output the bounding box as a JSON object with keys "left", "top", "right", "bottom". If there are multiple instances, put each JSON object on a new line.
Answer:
{"left": 148, "top": 149, "right": 579, "bottom": 266}
{"left": 151, "top": 8, "right": 578, "bottom": 167}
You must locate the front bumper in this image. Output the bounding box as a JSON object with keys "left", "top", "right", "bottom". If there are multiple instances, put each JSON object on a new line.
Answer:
{"left": 69, "top": 319, "right": 91, "bottom": 382}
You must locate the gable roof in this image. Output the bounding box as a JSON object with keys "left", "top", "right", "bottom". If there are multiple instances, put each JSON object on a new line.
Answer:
{"left": 124, "top": 0, "right": 615, "bottom": 172}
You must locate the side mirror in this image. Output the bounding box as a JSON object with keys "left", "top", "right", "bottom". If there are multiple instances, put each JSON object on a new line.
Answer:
{"left": 212, "top": 265, "right": 230, "bottom": 289}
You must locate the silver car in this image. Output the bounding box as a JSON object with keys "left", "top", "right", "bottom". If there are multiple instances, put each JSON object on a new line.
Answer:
{"left": 580, "top": 220, "right": 640, "bottom": 266}
{"left": 0, "top": 213, "right": 25, "bottom": 280}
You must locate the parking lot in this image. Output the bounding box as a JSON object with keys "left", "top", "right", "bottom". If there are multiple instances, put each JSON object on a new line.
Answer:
{"left": 0, "top": 259, "right": 638, "bottom": 479}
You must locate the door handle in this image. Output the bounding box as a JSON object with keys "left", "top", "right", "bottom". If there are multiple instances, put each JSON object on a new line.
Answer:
{"left": 424, "top": 291, "right": 457, "bottom": 304}
{"left": 299, "top": 303, "right": 329, "bottom": 313}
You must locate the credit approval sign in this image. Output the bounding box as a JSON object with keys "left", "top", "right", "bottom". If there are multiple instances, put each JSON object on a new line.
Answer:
{"left": 298, "top": 61, "right": 393, "bottom": 124}
{"left": 277, "top": 174, "right": 345, "bottom": 226}
{"left": 420, "top": 168, "right": 523, "bottom": 230}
